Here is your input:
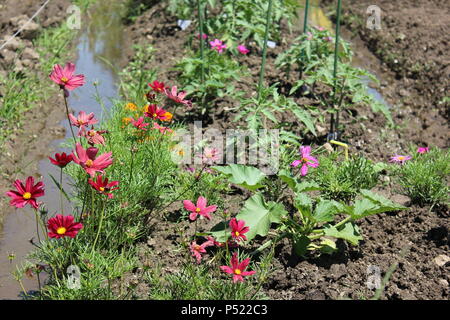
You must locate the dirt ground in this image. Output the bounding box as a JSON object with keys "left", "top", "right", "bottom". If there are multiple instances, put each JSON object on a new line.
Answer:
{"left": 0, "top": 0, "right": 72, "bottom": 223}
{"left": 0, "top": 0, "right": 448, "bottom": 299}
{"left": 121, "top": 1, "right": 449, "bottom": 300}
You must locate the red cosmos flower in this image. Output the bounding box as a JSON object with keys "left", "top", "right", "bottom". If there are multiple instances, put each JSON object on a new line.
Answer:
{"left": 229, "top": 218, "right": 249, "bottom": 242}
{"left": 49, "top": 62, "right": 85, "bottom": 91}
{"left": 207, "top": 236, "right": 239, "bottom": 248}
{"left": 148, "top": 81, "right": 166, "bottom": 93}
{"left": 49, "top": 152, "right": 73, "bottom": 168}
{"left": 164, "top": 86, "right": 191, "bottom": 108}
{"left": 88, "top": 175, "right": 119, "bottom": 199}
{"left": 5, "top": 176, "right": 45, "bottom": 209}
{"left": 183, "top": 196, "right": 217, "bottom": 221}
{"left": 47, "top": 214, "right": 83, "bottom": 239}
{"left": 190, "top": 239, "right": 214, "bottom": 264}
{"left": 71, "top": 143, "right": 113, "bottom": 177}
{"left": 130, "top": 117, "right": 150, "bottom": 131}
{"left": 220, "top": 252, "right": 256, "bottom": 283}
{"left": 81, "top": 128, "right": 107, "bottom": 146}
{"left": 69, "top": 111, "right": 98, "bottom": 133}
{"left": 144, "top": 104, "right": 170, "bottom": 121}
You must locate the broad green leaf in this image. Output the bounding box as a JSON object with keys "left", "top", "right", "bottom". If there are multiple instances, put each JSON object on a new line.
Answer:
{"left": 235, "top": 194, "right": 287, "bottom": 242}
{"left": 323, "top": 222, "right": 363, "bottom": 245}
{"left": 295, "top": 181, "right": 321, "bottom": 193}
{"left": 294, "top": 193, "right": 313, "bottom": 219}
{"left": 209, "top": 221, "right": 230, "bottom": 243}
{"left": 277, "top": 169, "right": 297, "bottom": 190}
{"left": 313, "top": 199, "right": 344, "bottom": 222}
{"left": 293, "top": 234, "right": 311, "bottom": 256}
{"left": 351, "top": 189, "right": 407, "bottom": 220}
{"left": 212, "top": 164, "right": 266, "bottom": 191}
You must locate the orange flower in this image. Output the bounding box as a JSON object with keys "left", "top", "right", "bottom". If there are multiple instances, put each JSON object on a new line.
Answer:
{"left": 121, "top": 117, "right": 132, "bottom": 128}
{"left": 125, "top": 103, "right": 138, "bottom": 111}
{"left": 161, "top": 112, "right": 173, "bottom": 122}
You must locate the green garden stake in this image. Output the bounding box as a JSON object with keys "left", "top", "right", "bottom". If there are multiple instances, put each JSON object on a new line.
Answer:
{"left": 331, "top": 0, "right": 342, "bottom": 139}
{"left": 197, "top": 0, "right": 205, "bottom": 85}
{"left": 303, "top": 0, "right": 310, "bottom": 33}
{"left": 257, "top": 0, "right": 273, "bottom": 101}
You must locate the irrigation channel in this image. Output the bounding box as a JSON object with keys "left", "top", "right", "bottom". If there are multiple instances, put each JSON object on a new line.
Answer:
{"left": 0, "top": 0, "right": 388, "bottom": 299}
{"left": 0, "top": 0, "right": 125, "bottom": 299}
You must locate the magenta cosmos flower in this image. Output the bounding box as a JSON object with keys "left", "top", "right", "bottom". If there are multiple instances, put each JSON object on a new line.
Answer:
{"left": 229, "top": 218, "right": 249, "bottom": 242}
{"left": 69, "top": 111, "right": 98, "bottom": 133}
{"left": 5, "top": 176, "right": 45, "bottom": 209}
{"left": 190, "top": 239, "right": 214, "bottom": 264}
{"left": 49, "top": 62, "right": 85, "bottom": 91}
{"left": 389, "top": 155, "right": 412, "bottom": 164}
{"left": 47, "top": 214, "right": 83, "bottom": 239}
{"left": 291, "top": 146, "right": 319, "bottom": 176}
{"left": 49, "top": 152, "right": 73, "bottom": 168}
{"left": 130, "top": 117, "right": 150, "bottom": 131}
{"left": 71, "top": 143, "right": 113, "bottom": 177}
{"left": 220, "top": 252, "right": 256, "bottom": 283}
{"left": 237, "top": 45, "right": 249, "bottom": 55}
{"left": 417, "top": 147, "right": 429, "bottom": 154}
{"left": 183, "top": 196, "right": 217, "bottom": 221}
{"left": 210, "top": 39, "right": 227, "bottom": 53}
{"left": 88, "top": 175, "right": 119, "bottom": 199}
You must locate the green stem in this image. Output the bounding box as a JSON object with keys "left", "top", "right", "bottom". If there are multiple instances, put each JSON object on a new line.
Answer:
{"left": 63, "top": 94, "right": 77, "bottom": 145}
{"left": 197, "top": 0, "right": 205, "bottom": 85}
{"left": 303, "top": 0, "right": 310, "bottom": 33}
{"left": 331, "top": 0, "right": 342, "bottom": 134}
{"left": 257, "top": 0, "right": 273, "bottom": 101}
{"left": 59, "top": 168, "right": 64, "bottom": 215}
{"left": 92, "top": 198, "right": 105, "bottom": 253}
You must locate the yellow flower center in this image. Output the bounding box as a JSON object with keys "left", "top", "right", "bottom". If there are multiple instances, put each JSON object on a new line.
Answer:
{"left": 56, "top": 227, "right": 67, "bottom": 235}
{"left": 234, "top": 269, "right": 241, "bottom": 275}
{"left": 61, "top": 77, "right": 69, "bottom": 83}
{"left": 99, "top": 187, "right": 105, "bottom": 192}
{"left": 85, "top": 159, "right": 94, "bottom": 167}
{"left": 398, "top": 156, "right": 405, "bottom": 160}
{"left": 153, "top": 113, "right": 157, "bottom": 118}
{"left": 235, "top": 231, "right": 240, "bottom": 237}
{"left": 23, "top": 192, "right": 32, "bottom": 200}
{"left": 88, "top": 131, "right": 96, "bottom": 137}
{"left": 195, "top": 208, "right": 201, "bottom": 213}
{"left": 195, "top": 245, "right": 201, "bottom": 251}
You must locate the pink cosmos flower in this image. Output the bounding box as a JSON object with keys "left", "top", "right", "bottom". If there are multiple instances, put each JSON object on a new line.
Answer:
{"left": 209, "top": 39, "right": 227, "bottom": 53}
{"left": 183, "top": 196, "right": 217, "bottom": 221}
{"left": 207, "top": 236, "right": 239, "bottom": 248}
{"left": 81, "top": 127, "right": 107, "bottom": 146}
{"left": 220, "top": 252, "right": 256, "bottom": 283}
{"left": 389, "top": 155, "right": 412, "bottom": 164}
{"left": 5, "top": 176, "right": 45, "bottom": 209}
{"left": 130, "top": 117, "right": 150, "bottom": 131}
{"left": 237, "top": 45, "right": 249, "bottom": 55}
{"left": 152, "top": 122, "right": 173, "bottom": 134}
{"left": 291, "top": 146, "right": 319, "bottom": 176}
{"left": 229, "top": 218, "right": 249, "bottom": 242}
{"left": 314, "top": 26, "right": 325, "bottom": 31}
{"left": 164, "top": 86, "right": 192, "bottom": 108}
{"left": 71, "top": 143, "right": 113, "bottom": 177}
{"left": 49, "top": 62, "right": 85, "bottom": 91}
{"left": 197, "top": 33, "right": 208, "bottom": 39}
{"left": 201, "top": 147, "right": 221, "bottom": 165}
{"left": 417, "top": 147, "right": 429, "bottom": 154}
{"left": 190, "top": 239, "right": 214, "bottom": 264}
{"left": 47, "top": 214, "right": 83, "bottom": 239}
{"left": 69, "top": 111, "right": 98, "bottom": 133}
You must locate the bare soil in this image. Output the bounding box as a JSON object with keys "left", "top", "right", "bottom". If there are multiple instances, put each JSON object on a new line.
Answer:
{"left": 121, "top": 1, "right": 449, "bottom": 300}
